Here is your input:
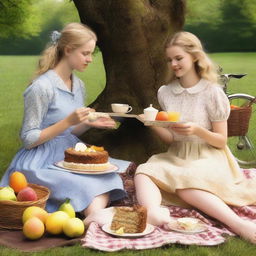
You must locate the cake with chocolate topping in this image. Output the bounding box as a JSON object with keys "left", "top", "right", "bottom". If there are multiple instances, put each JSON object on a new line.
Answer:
{"left": 63, "top": 143, "right": 110, "bottom": 170}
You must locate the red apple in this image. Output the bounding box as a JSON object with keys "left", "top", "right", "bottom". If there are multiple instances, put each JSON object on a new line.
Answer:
{"left": 17, "top": 187, "right": 38, "bottom": 201}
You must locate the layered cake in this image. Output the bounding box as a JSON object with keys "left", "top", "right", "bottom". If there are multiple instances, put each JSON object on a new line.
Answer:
{"left": 63, "top": 142, "right": 110, "bottom": 170}
{"left": 110, "top": 205, "right": 147, "bottom": 233}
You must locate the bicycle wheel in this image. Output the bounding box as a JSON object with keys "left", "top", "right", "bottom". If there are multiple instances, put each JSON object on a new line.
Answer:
{"left": 227, "top": 93, "right": 256, "bottom": 167}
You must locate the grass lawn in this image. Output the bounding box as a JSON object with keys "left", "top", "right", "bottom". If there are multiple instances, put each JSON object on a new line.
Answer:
{"left": 0, "top": 52, "right": 256, "bottom": 255}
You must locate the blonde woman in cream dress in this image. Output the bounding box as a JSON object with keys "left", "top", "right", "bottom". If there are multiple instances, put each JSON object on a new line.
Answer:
{"left": 135, "top": 31, "right": 256, "bottom": 243}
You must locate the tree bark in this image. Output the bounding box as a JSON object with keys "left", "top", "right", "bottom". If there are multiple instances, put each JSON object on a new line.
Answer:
{"left": 73, "top": 0, "right": 186, "bottom": 164}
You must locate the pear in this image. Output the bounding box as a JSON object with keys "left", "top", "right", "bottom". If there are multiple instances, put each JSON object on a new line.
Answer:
{"left": 0, "top": 186, "right": 17, "bottom": 201}
{"left": 58, "top": 198, "right": 75, "bottom": 218}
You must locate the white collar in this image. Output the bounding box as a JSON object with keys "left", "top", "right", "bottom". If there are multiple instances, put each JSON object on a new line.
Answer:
{"left": 47, "top": 70, "right": 77, "bottom": 94}
{"left": 170, "top": 79, "right": 207, "bottom": 95}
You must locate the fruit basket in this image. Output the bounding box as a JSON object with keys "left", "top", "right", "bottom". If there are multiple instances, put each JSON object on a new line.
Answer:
{"left": 227, "top": 106, "right": 252, "bottom": 137}
{"left": 0, "top": 183, "right": 50, "bottom": 230}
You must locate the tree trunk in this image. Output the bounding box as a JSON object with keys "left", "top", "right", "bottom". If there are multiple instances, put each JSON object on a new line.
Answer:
{"left": 73, "top": 0, "right": 186, "bottom": 164}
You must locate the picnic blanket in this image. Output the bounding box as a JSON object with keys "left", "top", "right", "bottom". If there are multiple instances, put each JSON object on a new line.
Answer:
{"left": 81, "top": 204, "right": 256, "bottom": 251}
{"left": 0, "top": 166, "right": 255, "bottom": 252}
{"left": 82, "top": 168, "right": 256, "bottom": 252}
{"left": 0, "top": 230, "right": 81, "bottom": 252}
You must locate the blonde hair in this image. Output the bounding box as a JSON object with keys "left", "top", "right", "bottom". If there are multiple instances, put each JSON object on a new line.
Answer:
{"left": 34, "top": 23, "right": 97, "bottom": 77}
{"left": 165, "top": 31, "right": 218, "bottom": 83}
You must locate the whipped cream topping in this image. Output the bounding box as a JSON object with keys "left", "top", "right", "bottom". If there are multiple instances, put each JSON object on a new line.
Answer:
{"left": 74, "top": 142, "right": 97, "bottom": 152}
{"left": 74, "top": 142, "right": 87, "bottom": 152}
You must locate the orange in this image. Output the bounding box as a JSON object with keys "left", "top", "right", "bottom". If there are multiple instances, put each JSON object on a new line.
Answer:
{"left": 9, "top": 171, "right": 28, "bottom": 193}
{"left": 230, "top": 104, "right": 240, "bottom": 109}
{"left": 167, "top": 111, "right": 180, "bottom": 122}
{"left": 91, "top": 145, "right": 105, "bottom": 152}
{"left": 155, "top": 111, "right": 168, "bottom": 121}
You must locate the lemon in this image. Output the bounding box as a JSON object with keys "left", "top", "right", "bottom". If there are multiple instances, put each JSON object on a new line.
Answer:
{"left": 45, "top": 211, "right": 69, "bottom": 235}
{"left": 115, "top": 227, "right": 125, "bottom": 234}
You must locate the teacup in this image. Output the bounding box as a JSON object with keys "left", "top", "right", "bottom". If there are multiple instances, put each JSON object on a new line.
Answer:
{"left": 111, "top": 103, "right": 132, "bottom": 114}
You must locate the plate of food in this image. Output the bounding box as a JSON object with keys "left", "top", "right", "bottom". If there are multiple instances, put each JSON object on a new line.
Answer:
{"left": 102, "top": 223, "right": 155, "bottom": 238}
{"left": 167, "top": 217, "right": 207, "bottom": 234}
{"left": 54, "top": 161, "right": 118, "bottom": 175}
{"left": 102, "top": 205, "right": 155, "bottom": 238}
{"left": 54, "top": 142, "right": 119, "bottom": 174}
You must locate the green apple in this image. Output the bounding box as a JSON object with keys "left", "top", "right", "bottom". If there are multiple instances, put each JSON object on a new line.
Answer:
{"left": 0, "top": 186, "right": 17, "bottom": 201}
{"left": 63, "top": 217, "right": 85, "bottom": 238}
{"left": 58, "top": 198, "right": 75, "bottom": 218}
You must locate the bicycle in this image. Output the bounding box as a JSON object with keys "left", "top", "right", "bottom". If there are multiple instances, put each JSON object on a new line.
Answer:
{"left": 219, "top": 72, "right": 256, "bottom": 166}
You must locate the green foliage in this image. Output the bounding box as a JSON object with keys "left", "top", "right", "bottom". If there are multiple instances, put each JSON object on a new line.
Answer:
{"left": 0, "top": 0, "right": 41, "bottom": 38}
{"left": 186, "top": 0, "right": 222, "bottom": 26}
{"left": 0, "top": 0, "right": 80, "bottom": 55}
{"left": 185, "top": 0, "right": 256, "bottom": 52}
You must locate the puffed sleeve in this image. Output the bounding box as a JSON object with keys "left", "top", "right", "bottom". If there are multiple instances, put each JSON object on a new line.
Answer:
{"left": 20, "top": 81, "right": 54, "bottom": 149}
{"left": 207, "top": 85, "right": 230, "bottom": 121}
{"left": 157, "top": 85, "right": 167, "bottom": 111}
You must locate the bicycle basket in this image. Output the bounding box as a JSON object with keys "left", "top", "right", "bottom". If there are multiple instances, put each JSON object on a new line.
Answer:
{"left": 227, "top": 106, "right": 252, "bottom": 137}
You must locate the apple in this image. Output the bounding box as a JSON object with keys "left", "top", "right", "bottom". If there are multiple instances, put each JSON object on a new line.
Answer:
{"left": 63, "top": 217, "right": 85, "bottom": 238}
{"left": 23, "top": 217, "right": 45, "bottom": 240}
{"left": 17, "top": 187, "right": 38, "bottom": 201}
{"left": 0, "top": 186, "right": 17, "bottom": 201}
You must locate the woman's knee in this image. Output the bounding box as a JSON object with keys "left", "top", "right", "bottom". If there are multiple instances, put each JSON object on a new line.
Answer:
{"left": 176, "top": 188, "right": 193, "bottom": 198}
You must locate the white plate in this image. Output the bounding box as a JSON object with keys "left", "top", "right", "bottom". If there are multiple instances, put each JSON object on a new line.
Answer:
{"left": 167, "top": 218, "right": 207, "bottom": 234}
{"left": 54, "top": 161, "right": 118, "bottom": 175}
{"left": 102, "top": 223, "right": 155, "bottom": 238}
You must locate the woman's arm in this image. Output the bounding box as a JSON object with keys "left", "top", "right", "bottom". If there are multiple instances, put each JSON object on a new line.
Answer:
{"left": 150, "top": 126, "right": 174, "bottom": 145}
{"left": 21, "top": 80, "right": 92, "bottom": 149}
{"left": 170, "top": 121, "right": 227, "bottom": 149}
{"left": 71, "top": 116, "right": 117, "bottom": 136}
{"left": 29, "top": 107, "right": 90, "bottom": 148}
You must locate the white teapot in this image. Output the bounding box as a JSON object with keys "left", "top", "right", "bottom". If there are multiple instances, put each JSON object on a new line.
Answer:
{"left": 143, "top": 104, "right": 158, "bottom": 121}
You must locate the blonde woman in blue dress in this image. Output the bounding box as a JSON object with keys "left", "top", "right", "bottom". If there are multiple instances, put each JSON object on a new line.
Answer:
{"left": 0, "top": 23, "right": 130, "bottom": 220}
{"left": 135, "top": 31, "right": 256, "bottom": 243}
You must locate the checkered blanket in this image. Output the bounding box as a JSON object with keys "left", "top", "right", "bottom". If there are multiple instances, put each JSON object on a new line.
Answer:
{"left": 81, "top": 168, "right": 256, "bottom": 252}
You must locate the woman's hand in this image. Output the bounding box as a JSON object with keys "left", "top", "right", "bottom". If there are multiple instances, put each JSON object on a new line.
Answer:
{"left": 66, "top": 107, "right": 92, "bottom": 126}
{"left": 84, "top": 117, "right": 117, "bottom": 129}
{"left": 170, "top": 122, "right": 199, "bottom": 136}
{"left": 170, "top": 121, "right": 228, "bottom": 149}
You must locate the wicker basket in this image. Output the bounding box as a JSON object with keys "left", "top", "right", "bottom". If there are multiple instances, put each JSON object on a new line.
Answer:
{"left": 227, "top": 106, "right": 252, "bottom": 137}
{"left": 0, "top": 183, "right": 50, "bottom": 230}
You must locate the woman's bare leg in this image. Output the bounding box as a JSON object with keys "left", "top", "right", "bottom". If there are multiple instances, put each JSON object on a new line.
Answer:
{"left": 83, "top": 193, "right": 109, "bottom": 226}
{"left": 177, "top": 188, "right": 256, "bottom": 243}
{"left": 135, "top": 174, "right": 171, "bottom": 225}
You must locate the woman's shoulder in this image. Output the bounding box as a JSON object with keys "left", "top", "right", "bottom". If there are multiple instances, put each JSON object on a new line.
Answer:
{"left": 24, "top": 71, "right": 55, "bottom": 96}
{"left": 158, "top": 81, "right": 177, "bottom": 94}
{"left": 203, "top": 79, "right": 226, "bottom": 97}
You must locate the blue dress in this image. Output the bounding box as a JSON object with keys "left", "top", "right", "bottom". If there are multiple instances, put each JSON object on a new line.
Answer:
{"left": 0, "top": 70, "right": 130, "bottom": 212}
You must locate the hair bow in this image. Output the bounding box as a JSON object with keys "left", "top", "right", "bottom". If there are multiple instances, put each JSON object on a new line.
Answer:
{"left": 50, "top": 30, "right": 61, "bottom": 45}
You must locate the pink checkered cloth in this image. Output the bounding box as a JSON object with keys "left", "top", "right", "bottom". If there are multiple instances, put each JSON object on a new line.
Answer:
{"left": 81, "top": 169, "right": 256, "bottom": 252}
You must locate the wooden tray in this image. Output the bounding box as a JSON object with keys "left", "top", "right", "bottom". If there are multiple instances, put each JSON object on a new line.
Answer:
{"left": 108, "top": 112, "right": 184, "bottom": 127}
